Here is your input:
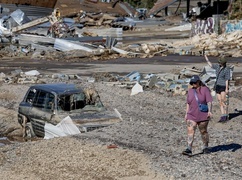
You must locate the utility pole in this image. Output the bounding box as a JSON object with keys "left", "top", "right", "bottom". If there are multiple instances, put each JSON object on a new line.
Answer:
{"left": 186, "top": 0, "right": 190, "bottom": 18}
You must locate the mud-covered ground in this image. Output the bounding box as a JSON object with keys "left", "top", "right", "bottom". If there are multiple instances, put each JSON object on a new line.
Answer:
{"left": 0, "top": 63, "right": 242, "bottom": 179}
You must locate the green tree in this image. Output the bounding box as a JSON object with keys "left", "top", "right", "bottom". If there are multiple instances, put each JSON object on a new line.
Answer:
{"left": 123, "top": 0, "right": 156, "bottom": 9}
{"left": 139, "top": 0, "right": 156, "bottom": 9}
{"left": 229, "top": 0, "right": 242, "bottom": 19}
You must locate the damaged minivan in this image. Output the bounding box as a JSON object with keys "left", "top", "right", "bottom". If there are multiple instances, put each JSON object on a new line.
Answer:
{"left": 18, "top": 83, "right": 120, "bottom": 138}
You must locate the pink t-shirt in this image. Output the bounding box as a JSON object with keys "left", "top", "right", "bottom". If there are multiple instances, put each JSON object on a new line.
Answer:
{"left": 186, "top": 86, "right": 213, "bottom": 122}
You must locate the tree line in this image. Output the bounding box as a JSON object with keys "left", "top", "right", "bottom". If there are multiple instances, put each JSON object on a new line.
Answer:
{"left": 123, "top": 0, "right": 156, "bottom": 9}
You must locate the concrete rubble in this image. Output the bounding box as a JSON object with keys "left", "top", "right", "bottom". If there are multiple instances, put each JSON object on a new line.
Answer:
{"left": 0, "top": 1, "right": 241, "bottom": 60}
{"left": 172, "top": 31, "right": 242, "bottom": 57}
{"left": 2, "top": 63, "right": 235, "bottom": 97}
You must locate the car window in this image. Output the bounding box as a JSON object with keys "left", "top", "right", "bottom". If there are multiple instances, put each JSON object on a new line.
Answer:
{"left": 32, "top": 90, "right": 54, "bottom": 110}
{"left": 33, "top": 90, "right": 46, "bottom": 108}
{"left": 58, "top": 95, "right": 71, "bottom": 111}
{"left": 45, "top": 93, "right": 55, "bottom": 110}
{"left": 25, "top": 89, "right": 36, "bottom": 103}
{"left": 58, "top": 93, "right": 85, "bottom": 111}
{"left": 72, "top": 93, "right": 85, "bottom": 109}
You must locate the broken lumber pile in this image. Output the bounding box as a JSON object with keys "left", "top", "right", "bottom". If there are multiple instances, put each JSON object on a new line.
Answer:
{"left": 172, "top": 31, "right": 242, "bottom": 57}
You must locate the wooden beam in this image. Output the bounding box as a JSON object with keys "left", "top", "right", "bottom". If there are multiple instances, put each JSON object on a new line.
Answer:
{"left": 11, "top": 16, "right": 50, "bottom": 33}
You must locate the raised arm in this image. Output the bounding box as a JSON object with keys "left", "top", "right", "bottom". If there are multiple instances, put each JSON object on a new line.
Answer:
{"left": 204, "top": 55, "right": 212, "bottom": 67}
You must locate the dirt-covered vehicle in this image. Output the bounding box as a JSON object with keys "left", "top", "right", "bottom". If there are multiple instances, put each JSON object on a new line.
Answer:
{"left": 18, "top": 83, "right": 120, "bottom": 138}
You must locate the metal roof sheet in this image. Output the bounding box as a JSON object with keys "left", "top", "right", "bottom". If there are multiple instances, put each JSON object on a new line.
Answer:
{"left": 55, "top": 0, "right": 136, "bottom": 17}
{"left": 0, "top": 0, "right": 137, "bottom": 17}
{"left": 0, "top": 3, "right": 53, "bottom": 17}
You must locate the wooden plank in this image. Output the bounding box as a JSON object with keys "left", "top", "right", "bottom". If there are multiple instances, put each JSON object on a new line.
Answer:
{"left": 11, "top": 16, "right": 50, "bottom": 32}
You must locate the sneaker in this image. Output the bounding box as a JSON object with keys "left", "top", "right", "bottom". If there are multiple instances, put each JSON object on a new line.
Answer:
{"left": 202, "top": 148, "right": 210, "bottom": 154}
{"left": 182, "top": 148, "right": 192, "bottom": 156}
{"left": 218, "top": 116, "right": 227, "bottom": 123}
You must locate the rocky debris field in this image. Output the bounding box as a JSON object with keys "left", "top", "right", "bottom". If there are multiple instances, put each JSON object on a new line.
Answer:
{"left": 0, "top": 69, "right": 242, "bottom": 179}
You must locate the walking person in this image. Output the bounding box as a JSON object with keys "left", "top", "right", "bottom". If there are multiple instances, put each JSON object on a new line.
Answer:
{"left": 204, "top": 55, "right": 230, "bottom": 122}
{"left": 183, "top": 75, "right": 213, "bottom": 156}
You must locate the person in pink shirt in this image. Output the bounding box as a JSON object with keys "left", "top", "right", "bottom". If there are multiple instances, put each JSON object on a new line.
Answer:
{"left": 182, "top": 75, "right": 213, "bottom": 156}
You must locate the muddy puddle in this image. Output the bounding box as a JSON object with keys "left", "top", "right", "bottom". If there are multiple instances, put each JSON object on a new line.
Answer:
{"left": 0, "top": 137, "right": 12, "bottom": 146}
{"left": 0, "top": 136, "right": 40, "bottom": 146}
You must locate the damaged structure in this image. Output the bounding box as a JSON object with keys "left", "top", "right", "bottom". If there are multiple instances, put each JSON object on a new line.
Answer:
{"left": 0, "top": 0, "right": 144, "bottom": 60}
{"left": 18, "top": 83, "right": 121, "bottom": 138}
{"left": 0, "top": 0, "right": 241, "bottom": 61}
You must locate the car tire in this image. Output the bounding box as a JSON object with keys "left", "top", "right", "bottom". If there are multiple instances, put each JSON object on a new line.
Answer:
{"left": 25, "top": 123, "right": 36, "bottom": 138}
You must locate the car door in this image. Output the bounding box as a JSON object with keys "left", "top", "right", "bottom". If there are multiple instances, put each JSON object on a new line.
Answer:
{"left": 18, "top": 88, "right": 37, "bottom": 125}
{"left": 30, "top": 90, "right": 55, "bottom": 136}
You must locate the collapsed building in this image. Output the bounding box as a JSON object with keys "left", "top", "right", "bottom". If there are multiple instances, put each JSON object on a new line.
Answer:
{"left": 0, "top": 0, "right": 241, "bottom": 61}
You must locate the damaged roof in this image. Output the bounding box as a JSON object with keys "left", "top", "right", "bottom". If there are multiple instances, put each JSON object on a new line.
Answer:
{"left": 0, "top": 0, "right": 57, "bottom": 8}
{"left": 55, "top": 0, "right": 136, "bottom": 17}
{"left": 0, "top": 0, "right": 136, "bottom": 17}
{"left": 148, "top": 0, "right": 178, "bottom": 16}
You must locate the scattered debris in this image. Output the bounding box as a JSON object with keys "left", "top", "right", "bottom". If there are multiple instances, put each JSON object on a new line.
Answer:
{"left": 107, "top": 144, "right": 118, "bottom": 149}
{"left": 1, "top": 62, "right": 235, "bottom": 97}
{"left": 0, "top": 1, "right": 241, "bottom": 61}
{"left": 44, "top": 116, "right": 81, "bottom": 139}
{"left": 131, "top": 82, "right": 143, "bottom": 96}
{"left": 172, "top": 31, "right": 242, "bottom": 57}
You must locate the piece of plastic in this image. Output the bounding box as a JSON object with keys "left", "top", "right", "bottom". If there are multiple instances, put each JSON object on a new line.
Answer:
{"left": 130, "top": 82, "right": 143, "bottom": 96}
{"left": 44, "top": 116, "right": 80, "bottom": 139}
{"left": 25, "top": 70, "right": 40, "bottom": 76}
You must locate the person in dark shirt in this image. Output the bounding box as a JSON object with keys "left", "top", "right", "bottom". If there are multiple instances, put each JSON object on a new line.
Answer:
{"left": 204, "top": 55, "right": 230, "bottom": 122}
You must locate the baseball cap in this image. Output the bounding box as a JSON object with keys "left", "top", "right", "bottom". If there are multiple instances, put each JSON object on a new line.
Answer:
{"left": 190, "top": 75, "right": 200, "bottom": 85}
{"left": 218, "top": 57, "right": 227, "bottom": 64}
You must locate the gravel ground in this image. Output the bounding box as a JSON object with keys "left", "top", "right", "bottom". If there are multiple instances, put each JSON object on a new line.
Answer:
{"left": 0, "top": 15, "right": 242, "bottom": 179}
{"left": 0, "top": 71, "right": 242, "bottom": 179}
